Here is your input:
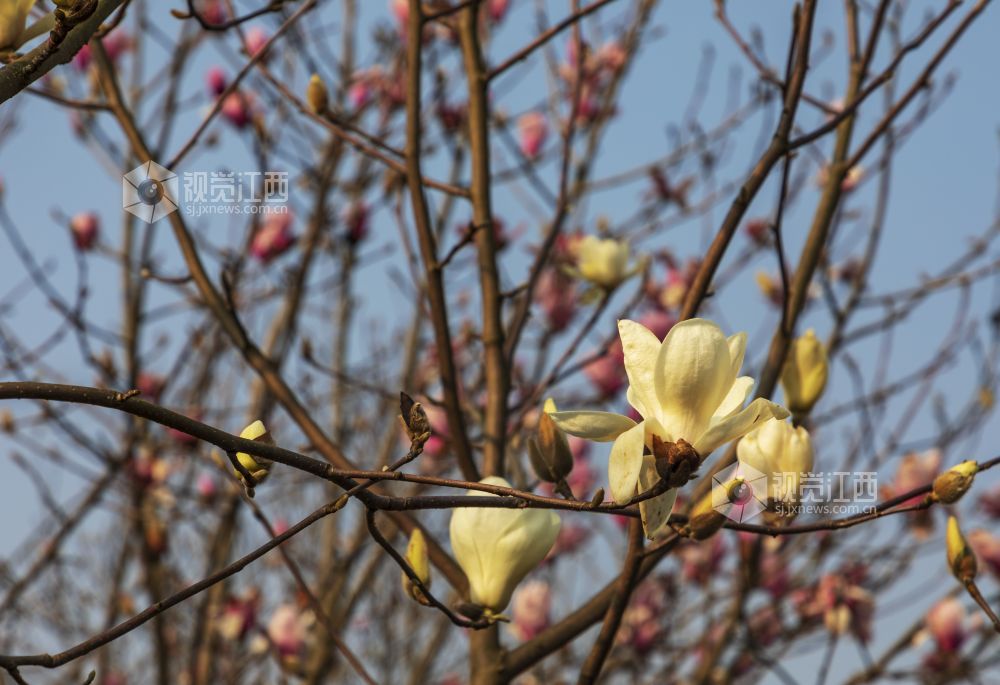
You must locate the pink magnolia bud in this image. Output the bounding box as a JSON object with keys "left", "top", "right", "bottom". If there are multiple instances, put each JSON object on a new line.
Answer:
{"left": 348, "top": 77, "right": 372, "bottom": 110}
{"left": 267, "top": 604, "right": 307, "bottom": 658}
{"left": 206, "top": 66, "right": 228, "bottom": 96}
{"left": 244, "top": 27, "right": 270, "bottom": 59}
{"left": 517, "top": 111, "right": 548, "bottom": 159}
{"left": 218, "top": 590, "right": 259, "bottom": 641}
{"left": 594, "top": 41, "right": 626, "bottom": 73}
{"left": 272, "top": 517, "right": 290, "bottom": 536}
{"left": 250, "top": 214, "right": 296, "bottom": 263}
{"left": 487, "top": 0, "right": 510, "bottom": 23}
{"left": 510, "top": 581, "right": 551, "bottom": 641}
{"left": 978, "top": 484, "right": 1000, "bottom": 518}
{"left": 968, "top": 528, "right": 1000, "bottom": 577}
{"left": 638, "top": 310, "right": 675, "bottom": 340}
{"left": 136, "top": 372, "right": 165, "bottom": 402}
{"left": 390, "top": 0, "right": 409, "bottom": 36}
{"left": 196, "top": 472, "right": 218, "bottom": 501}
{"left": 743, "top": 218, "right": 771, "bottom": 245}
{"left": 584, "top": 345, "right": 625, "bottom": 397}
{"left": 343, "top": 201, "right": 369, "bottom": 244}
{"left": 925, "top": 598, "right": 969, "bottom": 652}
{"left": 535, "top": 268, "right": 576, "bottom": 332}
{"left": 69, "top": 212, "right": 100, "bottom": 251}
{"left": 199, "top": 0, "right": 229, "bottom": 25}
{"left": 221, "top": 92, "right": 253, "bottom": 129}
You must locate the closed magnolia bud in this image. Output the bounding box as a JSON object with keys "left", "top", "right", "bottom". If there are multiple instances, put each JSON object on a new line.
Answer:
{"left": 530, "top": 401, "right": 573, "bottom": 483}
{"left": 781, "top": 329, "right": 829, "bottom": 415}
{"left": 399, "top": 392, "right": 431, "bottom": 443}
{"left": 235, "top": 419, "right": 274, "bottom": 484}
{"left": 946, "top": 516, "right": 977, "bottom": 582}
{"left": 402, "top": 529, "right": 432, "bottom": 605}
{"left": 933, "top": 461, "right": 978, "bottom": 504}
{"left": 686, "top": 485, "right": 728, "bottom": 540}
{"left": 450, "top": 477, "right": 561, "bottom": 614}
{"left": 306, "top": 73, "right": 328, "bottom": 114}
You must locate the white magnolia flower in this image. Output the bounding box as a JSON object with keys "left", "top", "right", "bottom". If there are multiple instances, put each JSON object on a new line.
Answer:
{"left": 449, "top": 477, "right": 561, "bottom": 613}
{"left": 550, "top": 318, "right": 788, "bottom": 537}
{"left": 736, "top": 418, "right": 813, "bottom": 502}
{"left": 0, "top": 0, "right": 34, "bottom": 50}
{"left": 574, "top": 235, "right": 632, "bottom": 289}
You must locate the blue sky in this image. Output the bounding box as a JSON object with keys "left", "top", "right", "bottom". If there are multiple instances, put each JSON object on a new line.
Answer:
{"left": 1, "top": 1, "right": 999, "bottom": 682}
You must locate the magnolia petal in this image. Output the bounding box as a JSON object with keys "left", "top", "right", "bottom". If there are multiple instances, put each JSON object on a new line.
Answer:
{"left": 626, "top": 386, "right": 648, "bottom": 419}
{"left": 714, "top": 376, "right": 755, "bottom": 419}
{"left": 548, "top": 410, "right": 636, "bottom": 442}
{"left": 693, "top": 398, "right": 789, "bottom": 457}
{"left": 637, "top": 455, "right": 678, "bottom": 538}
{"left": 618, "top": 319, "right": 660, "bottom": 418}
{"left": 608, "top": 421, "right": 646, "bottom": 503}
{"left": 653, "top": 318, "right": 733, "bottom": 440}
{"left": 727, "top": 332, "right": 748, "bottom": 380}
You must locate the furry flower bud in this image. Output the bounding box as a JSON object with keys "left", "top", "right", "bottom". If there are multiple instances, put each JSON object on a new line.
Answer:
{"left": 306, "top": 73, "right": 328, "bottom": 115}
{"left": 933, "top": 461, "right": 978, "bottom": 504}
{"left": 529, "top": 399, "right": 574, "bottom": 483}
{"left": 946, "top": 516, "right": 977, "bottom": 583}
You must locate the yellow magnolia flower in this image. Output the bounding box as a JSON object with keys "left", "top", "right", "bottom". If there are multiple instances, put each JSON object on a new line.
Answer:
{"left": 736, "top": 418, "right": 813, "bottom": 503}
{"left": 574, "top": 235, "right": 632, "bottom": 289}
{"left": 0, "top": 0, "right": 34, "bottom": 50}
{"left": 781, "top": 329, "right": 829, "bottom": 415}
{"left": 550, "top": 318, "right": 788, "bottom": 537}
{"left": 449, "top": 477, "right": 561, "bottom": 613}
{"left": 235, "top": 419, "right": 274, "bottom": 484}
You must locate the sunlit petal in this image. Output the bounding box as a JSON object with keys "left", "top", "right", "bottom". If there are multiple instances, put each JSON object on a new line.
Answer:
{"left": 548, "top": 410, "right": 636, "bottom": 442}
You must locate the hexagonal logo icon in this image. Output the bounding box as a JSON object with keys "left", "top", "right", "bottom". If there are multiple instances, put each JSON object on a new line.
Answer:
{"left": 711, "top": 460, "right": 769, "bottom": 523}
{"left": 123, "top": 161, "right": 179, "bottom": 224}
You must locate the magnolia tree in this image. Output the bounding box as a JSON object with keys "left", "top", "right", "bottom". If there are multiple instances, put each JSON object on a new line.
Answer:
{"left": 2, "top": 0, "right": 1000, "bottom": 684}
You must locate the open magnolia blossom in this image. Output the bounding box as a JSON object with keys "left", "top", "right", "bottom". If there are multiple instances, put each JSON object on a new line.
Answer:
{"left": 449, "top": 477, "right": 561, "bottom": 614}
{"left": 736, "top": 418, "right": 813, "bottom": 503}
{"left": 571, "top": 235, "right": 634, "bottom": 290}
{"left": 550, "top": 318, "right": 788, "bottom": 537}
{"left": 0, "top": 1, "right": 56, "bottom": 51}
